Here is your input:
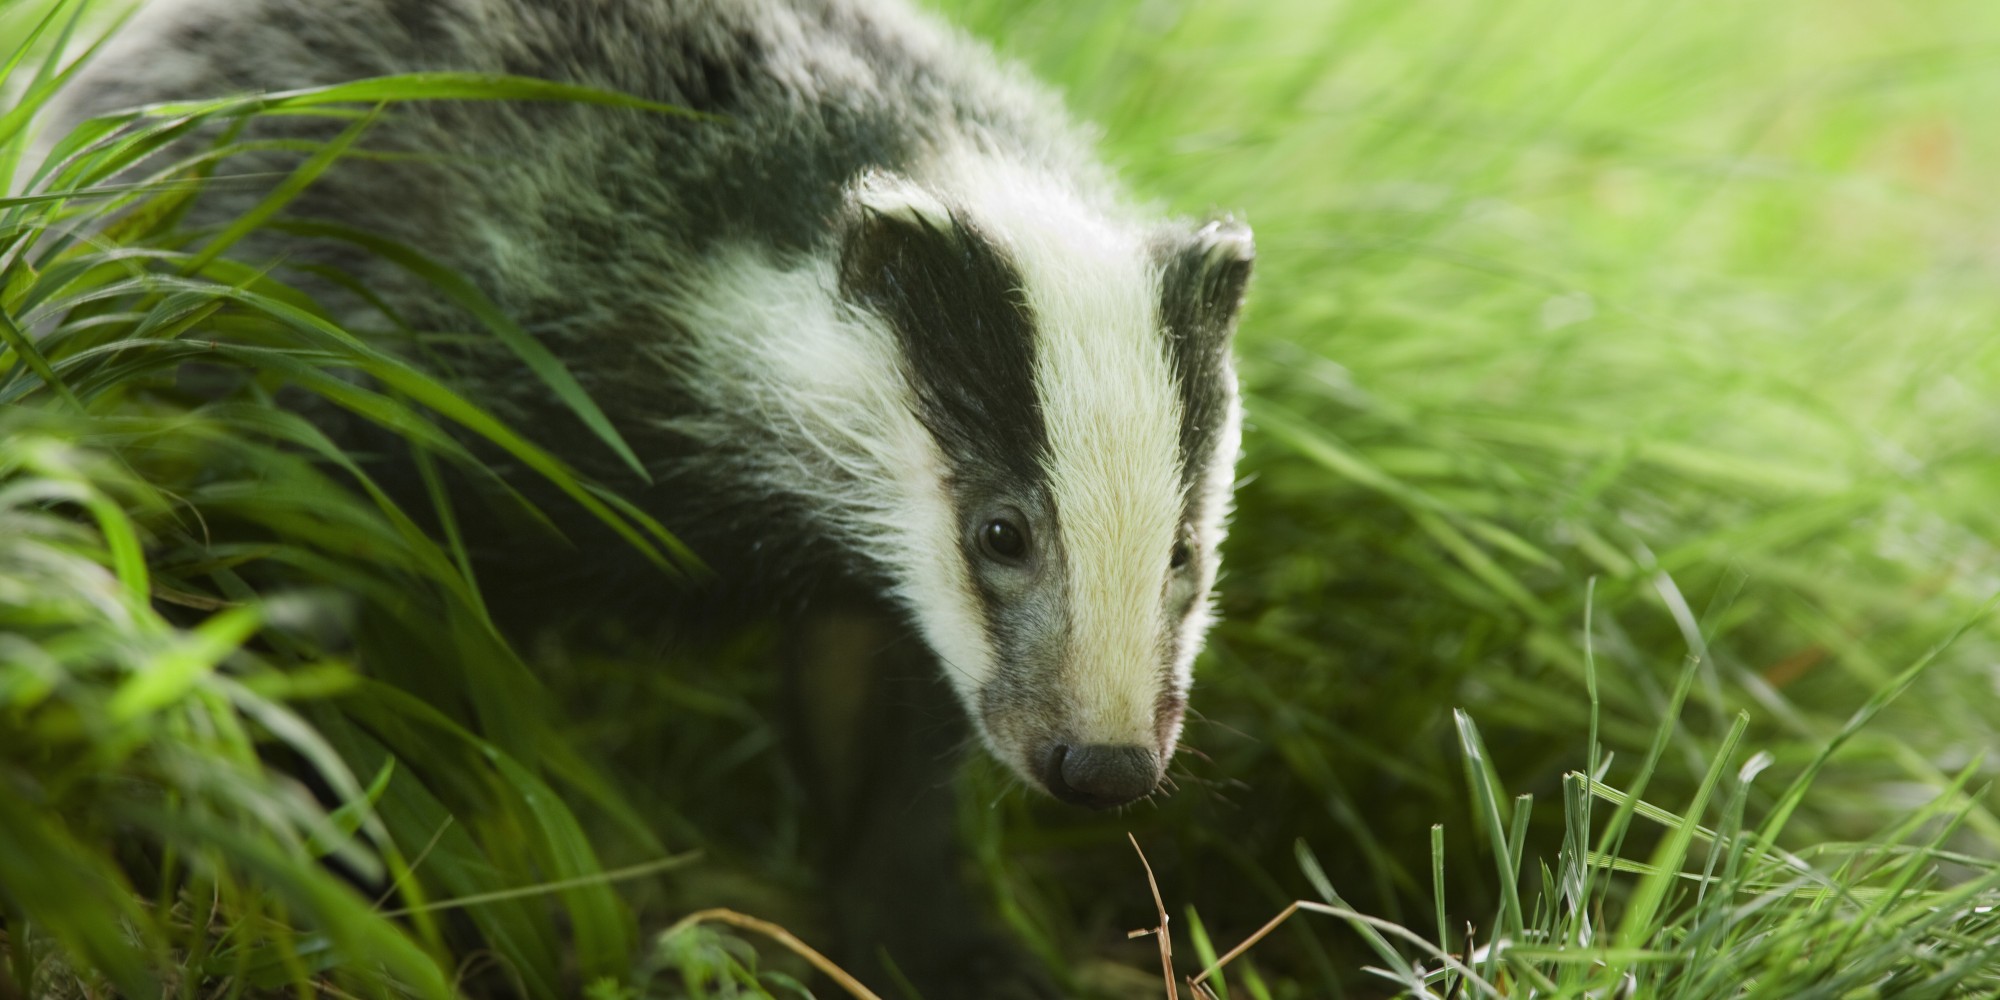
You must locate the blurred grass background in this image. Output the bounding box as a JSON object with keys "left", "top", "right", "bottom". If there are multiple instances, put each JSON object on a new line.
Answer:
{"left": 4, "top": 0, "right": 2000, "bottom": 996}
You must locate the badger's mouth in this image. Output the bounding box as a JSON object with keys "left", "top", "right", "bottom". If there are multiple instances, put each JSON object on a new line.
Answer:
{"left": 1035, "top": 742, "right": 1165, "bottom": 809}
{"left": 976, "top": 678, "right": 1186, "bottom": 810}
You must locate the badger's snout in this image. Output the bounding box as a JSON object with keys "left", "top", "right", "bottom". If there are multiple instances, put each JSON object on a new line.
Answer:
{"left": 1038, "top": 743, "right": 1162, "bottom": 809}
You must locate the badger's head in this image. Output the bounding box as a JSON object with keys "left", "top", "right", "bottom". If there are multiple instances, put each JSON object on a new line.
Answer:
{"left": 835, "top": 163, "right": 1252, "bottom": 809}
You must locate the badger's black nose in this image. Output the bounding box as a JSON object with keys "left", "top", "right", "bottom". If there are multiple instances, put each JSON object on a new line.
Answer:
{"left": 1042, "top": 744, "right": 1160, "bottom": 809}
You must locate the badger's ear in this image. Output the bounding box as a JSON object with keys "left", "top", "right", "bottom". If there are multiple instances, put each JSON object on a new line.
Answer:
{"left": 1158, "top": 216, "right": 1255, "bottom": 343}
{"left": 837, "top": 170, "right": 963, "bottom": 303}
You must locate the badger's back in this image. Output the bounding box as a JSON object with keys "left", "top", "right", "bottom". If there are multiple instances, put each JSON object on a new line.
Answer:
{"left": 69, "top": 0, "right": 1099, "bottom": 309}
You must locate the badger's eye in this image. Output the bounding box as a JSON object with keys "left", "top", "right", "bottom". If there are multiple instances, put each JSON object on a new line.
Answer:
{"left": 979, "top": 518, "right": 1029, "bottom": 562}
{"left": 1169, "top": 540, "right": 1193, "bottom": 571}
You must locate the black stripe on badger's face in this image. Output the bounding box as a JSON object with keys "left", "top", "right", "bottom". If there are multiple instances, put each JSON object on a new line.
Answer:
{"left": 1154, "top": 218, "right": 1253, "bottom": 677}
{"left": 836, "top": 182, "right": 1071, "bottom": 740}
{"left": 1157, "top": 219, "right": 1254, "bottom": 504}
{"left": 838, "top": 192, "right": 1046, "bottom": 489}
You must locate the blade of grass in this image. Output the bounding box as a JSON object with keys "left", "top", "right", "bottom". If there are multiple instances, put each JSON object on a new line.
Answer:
{"left": 1452, "top": 710, "right": 1525, "bottom": 947}
{"left": 1614, "top": 711, "right": 1747, "bottom": 951}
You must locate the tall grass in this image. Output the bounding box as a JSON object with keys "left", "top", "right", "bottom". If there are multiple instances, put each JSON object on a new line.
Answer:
{"left": 4, "top": 0, "right": 2000, "bottom": 996}
{"left": 0, "top": 10, "right": 698, "bottom": 994}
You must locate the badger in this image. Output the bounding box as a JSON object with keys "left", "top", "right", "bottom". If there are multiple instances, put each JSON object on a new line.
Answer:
{"left": 48, "top": 0, "right": 1253, "bottom": 991}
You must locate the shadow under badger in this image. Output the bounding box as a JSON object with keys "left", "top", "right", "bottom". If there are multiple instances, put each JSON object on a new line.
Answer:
{"left": 57, "top": 0, "right": 1253, "bottom": 990}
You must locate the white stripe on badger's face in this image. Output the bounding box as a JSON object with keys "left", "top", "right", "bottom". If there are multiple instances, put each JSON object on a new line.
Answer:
{"left": 925, "top": 151, "right": 1186, "bottom": 751}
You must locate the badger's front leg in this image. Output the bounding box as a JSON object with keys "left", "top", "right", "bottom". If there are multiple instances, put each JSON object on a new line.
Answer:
{"left": 786, "top": 604, "right": 1058, "bottom": 999}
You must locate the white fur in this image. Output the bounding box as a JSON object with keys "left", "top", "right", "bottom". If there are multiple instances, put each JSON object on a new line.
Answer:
{"left": 926, "top": 149, "right": 1187, "bottom": 748}
{"left": 851, "top": 168, "right": 957, "bottom": 233}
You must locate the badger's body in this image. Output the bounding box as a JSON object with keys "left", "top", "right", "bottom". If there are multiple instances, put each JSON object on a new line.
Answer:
{"left": 52, "top": 0, "right": 1251, "bottom": 990}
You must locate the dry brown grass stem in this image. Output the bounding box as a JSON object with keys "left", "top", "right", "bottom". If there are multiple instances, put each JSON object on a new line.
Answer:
{"left": 663, "top": 908, "right": 884, "bottom": 1000}
{"left": 1124, "top": 833, "right": 1177, "bottom": 999}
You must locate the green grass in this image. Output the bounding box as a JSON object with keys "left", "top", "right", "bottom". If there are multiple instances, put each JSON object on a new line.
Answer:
{"left": 6, "top": 0, "right": 2000, "bottom": 996}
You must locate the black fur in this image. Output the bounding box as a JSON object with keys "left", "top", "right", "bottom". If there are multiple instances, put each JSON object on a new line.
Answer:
{"left": 1158, "top": 218, "right": 1254, "bottom": 507}
{"left": 838, "top": 207, "right": 1046, "bottom": 489}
